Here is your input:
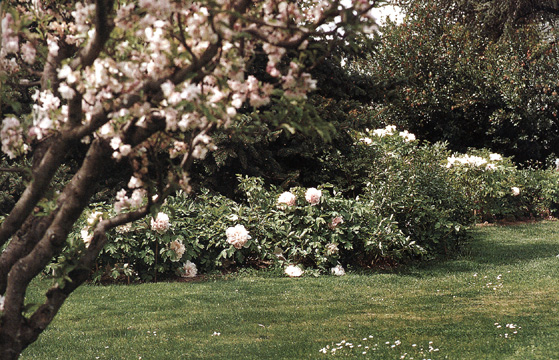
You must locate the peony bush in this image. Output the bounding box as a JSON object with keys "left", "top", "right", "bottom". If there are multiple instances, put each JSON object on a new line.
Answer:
{"left": 51, "top": 126, "right": 559, "bottom": 282}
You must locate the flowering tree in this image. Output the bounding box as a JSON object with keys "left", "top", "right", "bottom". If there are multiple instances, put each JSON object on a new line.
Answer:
{"left": 0, "top": 0, "right": 377, "bottom": 357}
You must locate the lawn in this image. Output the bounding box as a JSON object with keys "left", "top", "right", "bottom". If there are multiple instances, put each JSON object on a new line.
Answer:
{"left": 21, "top": 221, "right": 559, "bottom": 359}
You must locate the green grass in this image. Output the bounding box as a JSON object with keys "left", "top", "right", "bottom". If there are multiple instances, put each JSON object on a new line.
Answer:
{"left": 21, "top": 221, "right": 559, "bottom": 359}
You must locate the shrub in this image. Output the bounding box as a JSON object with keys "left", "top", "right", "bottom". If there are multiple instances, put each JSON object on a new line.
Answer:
{"left": 51, "top": 126, "right": 558, "bottom": 282}
{"left": 445, "top": 149, "right": 559, "bottom": 221}
{"left": 355, "top": 126, "right": 473, "bottom": 254}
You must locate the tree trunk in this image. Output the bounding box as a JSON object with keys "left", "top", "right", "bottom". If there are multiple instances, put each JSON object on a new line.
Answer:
{"left": 0, "top": 139, "right": 112, "bottom": 358}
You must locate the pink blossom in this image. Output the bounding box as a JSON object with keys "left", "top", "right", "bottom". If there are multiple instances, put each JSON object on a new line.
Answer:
{"left": 169, "top": 239, "right": 186, "bottom": 261}
{"left": 181, "top": 260, "right": 197, "bottom": 278}
{"left": 1, "top": 117, "right": 27, "bottom": 159}
{"left": 305, "top": 188, "right": 322, "bottom": 205}
{"left": 151, "top": 212, "right": 170, "bottom": 233}
{"left": 226, "top": 224, "right": 251, "bottom": 249}
{"left": 277, "top": 191, "right": 296, "bottom": 206}
{"left": 326, "top": 243, "right": 339, "bottom": 255}
{"left": 329, "top": 216, "right": 344, "bottom": 229}
{"left": 21, "top": 42, "right": 36, "bottom": 64}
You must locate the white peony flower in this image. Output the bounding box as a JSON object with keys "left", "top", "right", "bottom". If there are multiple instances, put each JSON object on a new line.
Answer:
{"left": 326, "top": 243, "right": 339, "bottom": 255}
{"left": 305, "top": 187, "right": 322, "bottom": 205}
{"left": 151, "top": 212, "right": 170, "bottom": 233}
{"left": 277, "top": 191, "right": 296, "bottom": 206}
{"left": 169, "top": 239, "right": 185, "bottom": 261}
{"left": 182, "top": 260, "right": 197, "bottom": 278}
{"left": 226, "top": 224, "right": 251, "bottom": 249}
{"left": 285, "top": 265, "right": 304, "bottom": 277}
{"left": 511, "top": 187, "right": 521, "bottom": 196}
{"left": 331, "top": 265, "right": 346, "bottom": 276}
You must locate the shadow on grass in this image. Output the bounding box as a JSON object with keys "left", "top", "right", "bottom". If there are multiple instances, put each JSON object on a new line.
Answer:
{"left": 389, "top": 222, "right": 559, "bottom": 277}
{"left": 465, "top": 223, "right": 559, "bottom": 266}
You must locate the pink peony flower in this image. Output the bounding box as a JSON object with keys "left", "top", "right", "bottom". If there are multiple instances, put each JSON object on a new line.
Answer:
{"left": 151, "top": 212, "right": 170, "bottom": 233}
{"left": 326, "top": 243, "right": 339, "bottom": 255}
{"left": 226, "top": 224, "right": 251, "bottom": 249}
{"left": 181, "top": 260, "right": 197, "bottom": 278}
{"left": 305, "top": 187, "right": 322, "bottom": 205}
{"left": 329, "top": 216, "right": 344, "bottom": 229}
{"left": 169, "top": 239, "right": 185, "bottom": 261}
{"left": 277, "top": 191, "right": 296, "bottom": 206}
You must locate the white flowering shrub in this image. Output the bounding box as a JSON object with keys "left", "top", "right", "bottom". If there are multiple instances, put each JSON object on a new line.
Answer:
{"left": 446, "top": 149, "right": 559, "bottom": 221}
{"left": 351, "top": 127, "right": 473, "bottom": 253}
{"left": 49, "top": 128, "right": 559, "bottom": 283}
{"left": 65, "top": 176, "right": 423, "bottom": 281}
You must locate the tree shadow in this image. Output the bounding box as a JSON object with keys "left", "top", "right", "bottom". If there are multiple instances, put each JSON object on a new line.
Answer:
{"left": 396, "top": 222, "right": 559, "bottom": 276}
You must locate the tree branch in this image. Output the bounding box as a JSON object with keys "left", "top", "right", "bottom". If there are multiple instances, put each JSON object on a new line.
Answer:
{"left": 0, "top": 138, "right": 70, "bottom": 249}
{"left": 70, "top": 0, "right": 115, "bottom": 70}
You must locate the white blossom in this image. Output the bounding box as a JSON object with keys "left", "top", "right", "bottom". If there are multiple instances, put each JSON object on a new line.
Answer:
{"left": 151, "top": 212, "right": 170, "bottom": 233}
{"left": 182, "top": 260, "right": 197, "bottom": 277}
{"left": 277, "top": 191, "right": 296, "bottom": 206}
{"left": 331, "top": 265, "right": 346, "bottom": 276}
{"left": 284, "top": 265, "right": 304, "bottom": 277}
{"left": 226, "top": 224, "right": 251, "bottom": 249}
{"left": 305, "top": 188, "right": 322, "bottom": 205}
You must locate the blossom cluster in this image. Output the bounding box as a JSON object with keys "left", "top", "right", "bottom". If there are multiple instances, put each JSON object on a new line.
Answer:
{"left": 80, "top": 211, "right": 104, "bottom": 247}
{"left": 277, "top": 188, "right": 324, "bottom": 207}
{"left": 2, "top": 12, "right": 36, "bottom": 70}
{"left": 446, "top": 153, "right": 503, "bottom": 170}
{"left": 359, "top": 125, "right": 416, "bottom": 144}
{"left": 0, "top": 117, "right": 27, "bottom": 159}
